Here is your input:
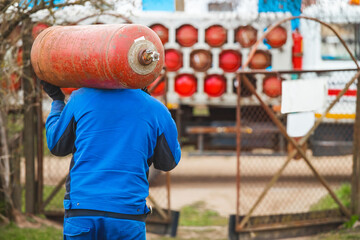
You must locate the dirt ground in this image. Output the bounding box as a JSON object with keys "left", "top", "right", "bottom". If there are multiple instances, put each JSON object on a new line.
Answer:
{"left": 39, "top": 150, "right": 353, "bottom": 239}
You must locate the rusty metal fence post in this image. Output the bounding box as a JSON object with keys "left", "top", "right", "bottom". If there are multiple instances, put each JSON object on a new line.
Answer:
{"left": 352, "top": 75, "right": 360, "bottom": 215}
{"left": 235, "top": 73, "right": 242, "bottom": 228}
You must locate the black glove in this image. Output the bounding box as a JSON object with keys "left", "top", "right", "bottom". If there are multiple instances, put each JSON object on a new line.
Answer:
{"left": 40, "top": 80, "right": 65, "bottom": 101}
{"left": 141, "top": 87, "right": 150, "bottom": 95}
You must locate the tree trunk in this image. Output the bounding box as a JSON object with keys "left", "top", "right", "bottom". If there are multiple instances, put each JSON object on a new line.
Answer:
{"left": 0, "top": 109, "right": 14, "bottom": 218}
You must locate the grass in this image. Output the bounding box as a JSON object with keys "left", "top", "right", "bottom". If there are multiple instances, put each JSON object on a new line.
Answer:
{"left": 310, "top": 183, "right": 351, "bottom": 211}
{"left": 1, "top": 223, "right": 360, "bottom": 240}
{"left": 0, "top": 201, "right": 228, "bottom": 240}
{"left": 0, "top": 223, "right": 62, "bottom": 240}
{"left": 314, "top": 228, "right": 360, "bottom": 239}
{"left": 1, "top": 199, "right": 360, "bottom": 240}
{"left": 179, "top": 201, "right": 228, "bottom": 227}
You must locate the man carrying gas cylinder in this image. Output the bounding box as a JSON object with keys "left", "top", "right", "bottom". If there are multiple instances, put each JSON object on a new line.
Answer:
{"left": 32, "top": 24, "right": 181, "bottom": 239}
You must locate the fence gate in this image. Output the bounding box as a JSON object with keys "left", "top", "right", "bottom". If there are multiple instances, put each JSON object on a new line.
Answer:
{"left": 229, "top": 69, "right": 360, "bottom": 240}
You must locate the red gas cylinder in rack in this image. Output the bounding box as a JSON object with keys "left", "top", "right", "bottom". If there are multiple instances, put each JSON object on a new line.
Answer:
{"left": 249, "top": 50, "right": 271, "bottom": 69}
{"left": 204, "top": 75, "right": 226, "bottom": 97}
{"left": 263, "top": 76, "right": 282, "bottom": 98}
{"left": 266, "top": 26, "right": 287, "bottom": 48}
{"left": 205, "top": 25, "right": 227, "bottom": 47}
{"left": 175, "top": 74, "right": 197, "bottom": 97}
{"left": 165, "top": 49, "right": 183, "bottom": 71}
{"left": 150, "top": 24, "right": 169, "bottom": 45}
{"left": 190, "top": 50, "right": 212, "bottom": 71}
{"left": 31, "top": 24, "right": 164, "bottom": 89}
{"left": 148, "top": 75, "right": 166, "bottom": 96}
{"left": 149, "top": 80, "right": 165, "bottom": 96}
{"left": 236, "top": 26, "right": 257, "bottom": 48}
{"left": 219, "top": 50, "right": 242, "bottom": 72}
{"left": 176, "top": 24, "right": 198, "bottom": 47}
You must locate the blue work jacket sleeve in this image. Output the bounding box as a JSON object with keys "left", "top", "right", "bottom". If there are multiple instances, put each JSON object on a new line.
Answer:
{"left": 151, "top": 107, "right": 181, "bottom": 171}
{"left": 45, "top": 98, "right": 77, "bottom": 156}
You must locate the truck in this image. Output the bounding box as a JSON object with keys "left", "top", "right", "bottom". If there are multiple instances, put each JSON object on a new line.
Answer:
{"left": 136, "top": 1, "right": 360, "bottom": 156}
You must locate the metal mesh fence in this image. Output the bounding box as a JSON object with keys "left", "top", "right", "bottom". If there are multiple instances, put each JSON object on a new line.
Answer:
{"left": 238, "top": 69, "right": 356, "bottom": 217}
{"left": 148, "top": 171, "right": 170, "bottom": 211}
{"left": 42, "top": 155, "right": 68, "bottom": 212}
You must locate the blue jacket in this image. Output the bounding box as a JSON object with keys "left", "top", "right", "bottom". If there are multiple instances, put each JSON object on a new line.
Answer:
{"left": 45, "top": 88, "right": 181, "bottom": 215}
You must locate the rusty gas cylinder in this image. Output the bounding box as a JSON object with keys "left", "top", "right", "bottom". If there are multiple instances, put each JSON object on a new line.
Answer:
{"left": 31, "top": 24, "right": 164, "bottom": 89}
{"left": 265, "top": 26, "right": 287, "bottom": 48}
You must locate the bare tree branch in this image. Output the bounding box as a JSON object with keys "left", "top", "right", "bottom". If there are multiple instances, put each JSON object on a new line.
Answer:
{"left": 0, "top": 0, "right": 15, "bottom": 13}
{"left": 0, "top": 111, "right": 10, "bottom": 191}
{"left": 1, "top": 0, "right": 88, "bottom": 42}
{"left": 0, "top": 108, "right": 14, "bottom": 215}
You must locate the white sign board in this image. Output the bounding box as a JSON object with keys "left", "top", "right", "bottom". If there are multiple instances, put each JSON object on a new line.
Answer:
{"left": 287, "top": 112, "right": 315, "bottom": 137}
{"left": 281, "top": 78, "right": 328, "bottom": 114}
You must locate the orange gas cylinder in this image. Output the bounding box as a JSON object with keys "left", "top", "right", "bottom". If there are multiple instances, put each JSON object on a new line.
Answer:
{"left": 31, "top": 24, "right": 164, "bottom": 89}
